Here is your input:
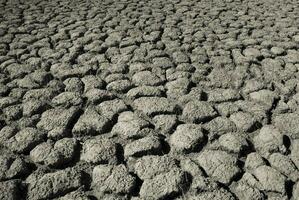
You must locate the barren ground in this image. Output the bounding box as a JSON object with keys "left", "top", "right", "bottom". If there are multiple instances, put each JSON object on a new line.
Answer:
{"left": 1, "top": 0, "right": 299, "bottom": 199}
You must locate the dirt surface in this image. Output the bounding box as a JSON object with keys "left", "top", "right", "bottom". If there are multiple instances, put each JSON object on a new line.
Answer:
{"left": 0, "top": 0, "right": 299, "bottom": 199}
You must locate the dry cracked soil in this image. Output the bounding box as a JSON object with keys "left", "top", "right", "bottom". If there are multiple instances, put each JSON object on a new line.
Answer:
{"left": 0, "top": 0, "right": 299, "bottom": 199}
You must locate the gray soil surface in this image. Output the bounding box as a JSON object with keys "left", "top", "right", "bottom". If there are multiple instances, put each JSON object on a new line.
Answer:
{"left": 0, "top": 0, "right": 299, "bottom": 199}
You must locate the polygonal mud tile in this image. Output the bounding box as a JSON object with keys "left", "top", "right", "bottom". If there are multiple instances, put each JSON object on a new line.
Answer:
{"left": 92, "top": 164, "right": 136, "bottom": 194}
{"left": 139, "top": 169, "right": 188, "bottom": 199}
{"left": 37, "top": 107, "right": 80, "bottom": 139}
{"left": 72, "top": 107, "right": 110, "bottom": 137}
{"left": 30, "top": 138, "right": 77, "bottom": 167}
{"left": 169, "top": 124, "right": 205, "bottom": 153}
{"left": 26, "top": 167, "right": 82, "bottom": 200}
{"left": 133, "top": 97, "right": 177, "bottom": 116}
{"left": 195, "top": 150, "right": 241, "bottom": 185}
{"left": 124, "top": 135, "right": 162, "bottom": 157}
{"left": 80, "top": 137, "right": 117, "bottom": 164}
{"left": 182, "top": 100, "right": 217, "bottom": 123}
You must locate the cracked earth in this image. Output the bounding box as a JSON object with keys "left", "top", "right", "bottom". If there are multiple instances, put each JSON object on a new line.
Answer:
{"left": 0, "top": 0, "right": 299, "bottom": 199}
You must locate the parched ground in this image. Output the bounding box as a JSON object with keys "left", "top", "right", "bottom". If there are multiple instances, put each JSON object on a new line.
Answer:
{"left": 0, "top": 0, "right": 299, "bottom": 199}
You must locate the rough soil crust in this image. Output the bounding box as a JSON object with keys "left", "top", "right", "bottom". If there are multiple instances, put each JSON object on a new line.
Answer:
{"left": 0, "top": 0, "right": 299, "bottom": 199}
